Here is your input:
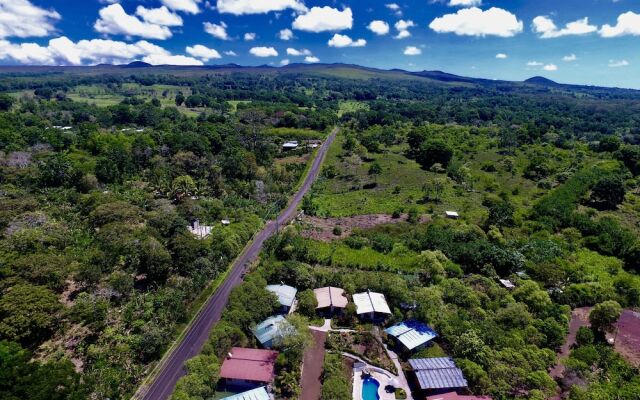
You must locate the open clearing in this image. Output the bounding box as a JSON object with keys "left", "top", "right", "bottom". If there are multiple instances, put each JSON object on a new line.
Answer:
{"left": 300, "top": 214, "right": 429, "bottom": 241}
{"left": 613, "top": 309, "right": 640, "bottom": 367}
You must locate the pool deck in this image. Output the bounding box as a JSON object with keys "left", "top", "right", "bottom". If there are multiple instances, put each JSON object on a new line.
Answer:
{"left": 351, "top": 358, "right": 397, "bottom": 400}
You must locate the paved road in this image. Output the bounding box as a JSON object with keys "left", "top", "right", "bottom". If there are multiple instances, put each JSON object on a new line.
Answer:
{"left": 136, "top": 127, "right": 338, "bottom": 400}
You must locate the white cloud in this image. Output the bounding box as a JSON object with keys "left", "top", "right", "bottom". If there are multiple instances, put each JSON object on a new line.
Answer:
{"left": 161, "top": 0, "right": 201, "bottom": 14}
{"left": 280, "top": 58, "right": 290, "bottom": 66}
{"left": 186, "top": 44, "right": 221, "bottom": 61}
{"left": 563, "top": 53, "right": 577, "bottom": 62}
{"left": 217, "top": 0, "right": 306, "bottom": 15}
{"left": 394, "top": 19, "right": 416, "bottom": 39}
{"left": 449, "top": 0, "right": 482, "bottom": 6}
{"left": 0, "top": 36, "right": 187, "bottom": 66}
{"left": 279, "top": 28, "right": 294, "bottom": 40}
{"left": 224, "top": 50, "right": 237, "bottom": 56}
{"left": 429, "top": 7, "right": 523, "bottom": 37}
{"left": 368, "top": 20, "right": 390, "bottom": 35}
{"left": 404, "top": 46, "right": 422, "bottom": 55}
{"left": 385, "top": 3, "right": 400, "bottom": 11}
{"left": 143, "top": 54, "right": 203, "bottom": 65}
{"left": 600, "top": 12, "right": 640, "bottom": 38}
{"left": 204, "top": 22, "right": 229, "bottom": 40}
{"left": 244, "top": 32, "right": 256, "bottom": 41}
{"left": 608, "top": 59, "right": 629, "bottom": 67}
{"left": 305, "top": 56, "right": 320, "bottom": 63}
{"left": 94, "top": 4, "right": 173, "bottom": 40}
{"left": 135, "top": 6, "right": 183, "bottom": 27}
{"left": 286, "top": 47, "right": 311, "bottom": 56}
{"left": 293, "top": 7, "right": 353, "bottom": 32}
{"left": 532, "top": 16, "right": 597, "bottom": 38}
{"left": 496, "top": 53, "right": 507, "bottom": 59}
{"left": 543, "top": 64, "right": 557, "bottom": 71}
{"left": 327, "top": 33, "right": 366, "bottom": 48}
{"left": 249, "top": 46, "right": 278, "bottom": 57}
{"left": 527, "top": 61, "right": 543, "bottom": 66}
{"left": 0, "top": 0, "right": 61, "bottom": 39}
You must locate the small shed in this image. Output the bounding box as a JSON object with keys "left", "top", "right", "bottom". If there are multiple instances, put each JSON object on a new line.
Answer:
{"left": 409, "top": 357, "right": 468, "bottom": 391}
{"left": 314, "top": 286, "right": 348, "bottom": 315}
{"left": 222, "top": 387, "right": 270, "bottom": 400}
{"left": 445, "top": 211, "right": 459, "bottom": 219}
{"left": 282, "top": 141, "right": 299, "bottom": 150}
{"left": 221, "top": 219, "right": 231, "bottom": 226}
{"left": 266, "top": 284, "right": 298, "bottom": 314}
{"left": 253, "top": 315, "right": 294, "bottom": 349}
{"left": 384, "top": 320, "right": 437, "bottom": 351}
{"left": 353, "top": 290, "right": 391, "bottom": 321}
{"left": 220, "top": 348, "right": 279, "bottom": 389}
{"left": 499, "top": 279, "right": 515, "bottom": 290}
{"left": 187, "top": 219, "right": 212, "bottom": 239}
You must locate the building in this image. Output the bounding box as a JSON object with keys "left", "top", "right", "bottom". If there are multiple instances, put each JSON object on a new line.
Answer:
{"left": 353, "top": 290, "right": 392, "bottom": 321}
{"left": 253, "top": 315, "right": 294, "bottom": 349}
{"left": 282, "top": 141, "right": 299, "bottom": 150}
{"left": 220, "top": 348, "right": 279, "bottom": 389}
{"left": 221, "top": 386, "right": 271, "bottom": 400}
{"left": 187, "top": 219, "right": 212, "bottom": 239}
{"left": 409, "top": 357, "right": 468, "bottom": 392}
{"left": 445, "top": 211, "right": 459, "bottom": 219}
{"left": 314, "top": 286, "right": 348, "bottom": 316}
{"left": 385, "top": 320, "right": 438, "bottom": 352}
{"left": 427, "top": 392, "right": 492, "bottom": 400}
{"left": 499, "top": 279, "right": 515, "bottom": 290}
{"left": 266, "top": 284, "right": 298, "bottom": 314}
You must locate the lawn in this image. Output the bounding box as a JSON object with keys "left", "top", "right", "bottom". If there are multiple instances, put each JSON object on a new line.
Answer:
{"left": 337, "top": 100, "right": 369, "bottom": 117}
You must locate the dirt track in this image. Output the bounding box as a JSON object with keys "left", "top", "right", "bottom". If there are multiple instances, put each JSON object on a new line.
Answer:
{"left": 300, "top": 330, "right": 327, "bottom": 400}
{"left": 550, "top": 307, "right": 592, "bottom": 379}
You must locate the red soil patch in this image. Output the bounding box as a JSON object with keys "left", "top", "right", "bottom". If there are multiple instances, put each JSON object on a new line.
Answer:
{"left": 300, "top": 330, "right": 327, "bottom": 400}
{"left": 613, "top": 309, "right": 640, "bottom": 367}
{"left": 300, "top": 214, "right": 430, "bottom": 241}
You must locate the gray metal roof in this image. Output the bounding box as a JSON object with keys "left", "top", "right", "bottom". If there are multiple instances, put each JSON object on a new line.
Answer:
{"left": 266, "top": 284, "right": 297, "bottom": 307}
{"left": 222, "top": 387, "right": 270, "bottom": 400}
{"left": 409, "top": 357, "right": 467, "bottom": 390}
{"left": 384, "top": 321, "right": 437, "bottom": 350}
{"left": 253, "top": 315, "right": 293, "bottom": 347}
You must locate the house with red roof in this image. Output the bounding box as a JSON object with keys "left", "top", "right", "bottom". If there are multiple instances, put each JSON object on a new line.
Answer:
{"left": 219, "top": 347, "right": 279, "bottom": 389}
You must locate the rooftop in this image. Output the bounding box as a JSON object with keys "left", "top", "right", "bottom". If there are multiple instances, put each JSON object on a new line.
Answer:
{"left": 221, "top": 387, "right": 270, "bottom": 400}
{"left": 409, "top": 357, "right": 468, "bottom": 390}
{"left": 253, "top": 315, "right": 294, "bottom": 347}
{"left": 384, "top": 320, "right": 437, "bottom": 350}
{"left": 220, "top": 347, "right": 279, "bottom": 383}
{"left": 353, "top": 290, "right": 391, "bottom": 315}
{"left": 499, "top": 279, "right": 515, "bottom": 289}
{"left": 266, "top": 284, "right": 298, "bottom": 308}
{"left": 427, "top": 392, "right": 492, "bottom": 400}
{"left": 314, "top": 286, "right": 348, "bottom": 309}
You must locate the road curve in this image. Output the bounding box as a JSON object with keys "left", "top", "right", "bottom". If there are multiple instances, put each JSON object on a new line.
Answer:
{"left": 136, "top": 127, "right": 339, "bottom": 400}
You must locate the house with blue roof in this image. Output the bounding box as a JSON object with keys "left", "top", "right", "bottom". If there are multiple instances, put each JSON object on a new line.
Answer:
{"left": 253, "top": 315, "right": 294, "bottom": 349}
{"left": 384, "top": 320, "right": 437, "bottom": 351}
{"left": 408, "top": 357, "right": 468, "bottom": 393}
{"left": 221, "top": 386, "right": 271, "bottom": 400}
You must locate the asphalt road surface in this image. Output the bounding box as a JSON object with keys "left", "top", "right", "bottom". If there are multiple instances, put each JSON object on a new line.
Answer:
{"left": 136, "top": 127, "right": 339, "bottom": 400}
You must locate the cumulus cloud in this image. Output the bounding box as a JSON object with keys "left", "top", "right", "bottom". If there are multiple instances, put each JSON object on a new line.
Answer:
{"left": 224, "top": 50, "right": 237, "bottom": 56}
{"left": 186, "top": 44, "right": 221, "bottom": 61}
{"left": 135, "top": 6, "right": 183, "bottom": 27}
{"left": 143, "top": 54, "right": 203, "bottom": 65}
{"left": 449, "top": 0, "right": 482, "bottom": 6}
{"left": 280, "top": 58, "right": 290, "bottom": 66}
{"left": 404, "top": 46, "right": 422, "bottom": 55}
{"left": 385, "top": 3, "right": 402, "bottom": 16}
{"left": 543, "top": 64, "right": 557, "bottom": 71}
{"left": 563, "top": 54, "right": 577, "bottom": 62}
{"left": 0, "top": 36, "right": 188, "bottom": 66}
{"left": 293, "top": 7, "right": 353, "bottom": 32}
{"left": 429, "top": 7, "right": 523, "bottom": 37}
{"left": 305, "top": 56, "right": 320, "bottom": 63}
{"left": 327, "top": 33, "right": 366, "bottom": 48}
{"left": 204, "top": 22, "right": 229, "bottom": 40}
{"left": 608, "top": 59, "right": 629, "bottom": 67}
{"left": 217, "top": 0, "right": 307, "bottom": 15}
{"left": 161, "top": 0, "right": 201, "bottom": 14}
{"left": 496, "top": 53, "right": 507, "bottom": 59}
{"left": 244, "top": 32, "right": 256, "bottom": 41}
{"left": 600, "top": 12, "right": 640, "bottom": 37}
{"left": 279, "top": 29, "right": 294, "bottom": 40}
{"left": 532, "top": 16, "right": 597, "bottom": 38}
{"left": 94, "top": 4, "right": 172, "bottom": 39}
{"left": 0, "top": 0, "right": 61, "bottom": 39}
{"left": 249, "top": 46, "right": 278, "bottom": 57}
{"left": 368, "top": 20, "right": 390, "bottom": 35}
{"left": 527, "top": 61, "right": 543, "bottom": 66}
{"left": 394, "top": 19, "right": 416, "bottom": 39}
{"left": 286, "top": 47, "right": 311, "bottom": 56}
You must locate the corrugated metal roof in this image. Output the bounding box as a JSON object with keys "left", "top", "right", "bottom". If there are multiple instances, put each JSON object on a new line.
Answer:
{"left": 266, "top": 284, "right": 297, "bottom": 307}
{"left": 384, "top": 320, "right": 437, "bottom": 350}
{"left": 353, "top": 291, "right": 391, "bottom": 315}
{"left": 222, "top": 387, "right": 270, "bottom": 400}
{"left": 220, "top": 348, "right": 279, "bottom": 383}
{"left": 253, "top": 315, "right": 293, "bottom": 347}
{"left": 314, "top": 287, "right": 348, "bottom": 309}
{"left": 409, "top": 357, "right": 468, "bottom": 390}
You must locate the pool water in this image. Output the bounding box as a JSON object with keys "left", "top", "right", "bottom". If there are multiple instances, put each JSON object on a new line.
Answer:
{"left": 362, "top": 377, "right": 380, "bottom": 400}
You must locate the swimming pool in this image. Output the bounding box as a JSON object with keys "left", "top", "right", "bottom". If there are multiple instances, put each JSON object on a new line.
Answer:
{"left": 362, "top": 377, "right": 380, "bottom": 400}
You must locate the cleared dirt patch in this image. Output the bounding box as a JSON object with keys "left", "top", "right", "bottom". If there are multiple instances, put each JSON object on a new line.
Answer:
{"left": 300, "top": 214, "right": 429, "bottom": 241}
{"left": 613, "top": 309, "right": 640, "bottom": 367}
{"left": 300, "top": 330, "right": 327, "bottom": 400}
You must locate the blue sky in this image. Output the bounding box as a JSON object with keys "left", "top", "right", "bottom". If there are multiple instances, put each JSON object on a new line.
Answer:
{"left": 1, "top": 0, "right": 640, "bottom": 88}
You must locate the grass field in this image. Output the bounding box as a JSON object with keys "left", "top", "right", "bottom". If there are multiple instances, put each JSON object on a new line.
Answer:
{"left": 337, "top": 100, "right": 369, "bottom": 117}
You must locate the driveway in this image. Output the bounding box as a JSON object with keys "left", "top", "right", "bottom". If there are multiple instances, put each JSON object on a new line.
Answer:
{"left": 300, "top": 330, "right": 328, "bottom": 400}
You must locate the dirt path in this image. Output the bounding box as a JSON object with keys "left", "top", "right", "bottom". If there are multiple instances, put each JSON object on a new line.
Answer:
{"left": 613, "top": 309, "right": 640, "bottom": 367}
{"left": 300, "top": 214, "right": 430, "bottom": 241}
{"left": 550, "top": 307, "right": 592, "bottom": 379}
{"left": 300, "top": 330, "right": 327, "bottom": 400}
